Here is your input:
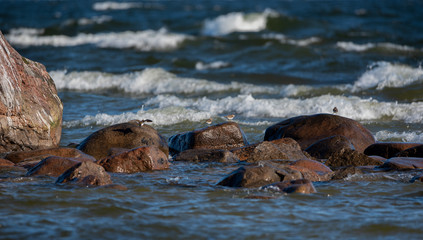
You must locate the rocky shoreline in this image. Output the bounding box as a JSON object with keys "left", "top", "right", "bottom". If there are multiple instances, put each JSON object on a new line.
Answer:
{"left": 1, "top": 31, "right": 423, "bottom": 195}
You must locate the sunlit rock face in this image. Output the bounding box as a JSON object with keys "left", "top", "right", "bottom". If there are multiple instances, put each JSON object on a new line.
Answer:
{"left": 0, "top": 31, "right": 63, "bottom": 153}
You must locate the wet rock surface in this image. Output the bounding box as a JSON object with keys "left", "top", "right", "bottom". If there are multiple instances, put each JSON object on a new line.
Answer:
{"left": 56, "top": 161, "right": 112, "bottom": 186}
{"left": 172, "top": 149, "right": 239, "bottom": 163}
{"left": 325, "top": 149, "right": 384, "bottom": 168}
{"left": 364, "top": 142, "right": 422, "bottom": 159}
{"left": 380, "top": 157, "right": 423, "bottom": 171}
{"left": 264, "top": 114, "right": 375, "bottom": 153}
{"left": 97, "top": 146, "right": 170, "bottom": 173}
{"left": 395, "top": 145, "right": 423, "bottom": 158}
{"left": 305, "top": 135, "right": 355, "bottom": 159}
{"left": 168, "top": 122, "right": 249, "bottom": 155}
{"left": 231, "top": 138, "right": 307, "bottom": 162}
{"left": 0, "top": 31, "right": 63, "bottom": 153}
{"left": 5, "top": 147, "right": 95, "bottom": 164}
{"left": 26, "top": 156, "right": 91, "bottom": 177}
{"left": 77, "top": 121, "right": 169, "bottom": 160}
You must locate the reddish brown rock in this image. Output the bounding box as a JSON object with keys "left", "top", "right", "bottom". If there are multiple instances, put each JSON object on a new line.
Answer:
{"left": 0, "top": 31, "right": 63, "bottom": 153}
{"left": 97, "top": 146, "right": 169, "bottom": 173}
{"left": 5, "top": 147, "right": 95, "bottom": 164}
{"left": 0, "top": 158, "right": 14, "bottom": 167}
{"left": 231, "top": 138, "right": 307, "bottom": 162}
{"left": 288, "top": 159, "right": 334, "bottom": 181}
{"left": 364, "top": 142, "right": 422, "bottom": 158}
{"left": 380, "top": 157, "right": 423, "bottom": 171}
{"left": 77, "top": 121, "right": 169, "bottom": 160}
{"left": 262, "top": 179, "right": 316, "bottom": 194}
{"left": 305, "top": 135, "right": 355, "bottom": 159}
{"left": 56, "top": 161, "right": 112, "bottom": 186}
{"left": 172, "top": 149, "right": 239, "bottom": 163}
{"left": 26, "top": 156, "right": 90, "bottom": 177}
{"left": 395, "top": 145, "right": 423, "bottom": 158}
{"left": 325, "top": 149, "right": 384, "bottom": 168}
{"left": 168, "top": 122, "right": 248, "bottom": 155}
{"left": 264, "top": 114, "right": 375, "bottom": 153}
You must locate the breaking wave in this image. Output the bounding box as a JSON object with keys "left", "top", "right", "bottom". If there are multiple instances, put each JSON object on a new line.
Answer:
{"left": 202, "top": 9, "right": 278, "bottom": 36}
{"left": 6, "top": 28, "right": 191, "bottom": 51}
{"left": 262, "top": 33, "right": 320, "bottom": 46}
{"left": 336, "top": 41, "right": 417, "bottom": 52}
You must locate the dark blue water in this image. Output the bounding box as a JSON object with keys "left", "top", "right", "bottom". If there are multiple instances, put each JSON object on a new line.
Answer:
{"left": 1, "top": 0, "right": 423, "bottom": 239}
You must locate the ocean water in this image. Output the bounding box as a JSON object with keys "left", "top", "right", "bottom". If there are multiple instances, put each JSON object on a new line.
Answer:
{"left": 1, "top": 0, "right": 423, "bottom": 239}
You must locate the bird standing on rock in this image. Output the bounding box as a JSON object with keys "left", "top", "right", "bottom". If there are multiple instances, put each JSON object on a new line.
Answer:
{"left": 205, "top": 118, "right": 213, "bottom": 125}
{"left": 333, "top": 107, "right": 338, "bottom": 114}
{"left": 224, "top": 114, "right": 235, "bottom": 121}
{"left": 131, "top": 119, "right": 153, "bottom": 126}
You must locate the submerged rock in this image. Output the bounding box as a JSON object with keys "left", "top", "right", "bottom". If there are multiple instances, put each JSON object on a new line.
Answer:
{"left": 172, "top": 149, "right": 239, "bottom": 163}
{"left": 261, "top": 179, "right": 316, "bottom": 194}
{"left": 305, "top": 135, "right": 355, "bottom": 159}
{"left": 56, "top": 161, "right": 112, "bottom": 186}
{"left": 231, "top": 138, "right": 307, "bottom": 162}
{"left": 364, "top": 142, "right": 422, "bottom": 159}
{"left": 97, "top": 146, "right": 169, "bottom": 173}
{"left": 264, "top": 114, "right": 375, "bottom": 153}
{"left": 77, "top": 121, "right": 169, "bottom": 160}
{"left": 0, "top": 31, "right": 63, "bottom": 153}
{"left": 331, "top": 166, "right": 364, "bottom": 180}
{"left": 168, "top": 122, "right": 248, "bottom": 156}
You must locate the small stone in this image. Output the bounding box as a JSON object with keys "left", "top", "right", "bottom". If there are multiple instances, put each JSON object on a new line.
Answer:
{"left": 262, "top": 179, "right": 316, "bottom": 194}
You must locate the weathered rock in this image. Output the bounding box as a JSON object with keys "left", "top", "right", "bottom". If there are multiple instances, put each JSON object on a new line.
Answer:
{"left": 97, "top": 146, "right": 169, "bottom": 173}
{"left": 56, "top": 161, "right": 112, "bottom": 186}
{"left": 410, "top": 175, "right": 423, "bottom": 183}
{"left": 380, "top": 157, "right": 423, "bottom": 171}
{"left": 217, "top": 165, "right": 292, "bottom": 188}
{"left": 26, "top": 156, "right": 91, "bottom": 177}
{"left": 231, "top": 138, "right": 307, "bottom": 162}
{"left": 172, "top": 149, "right": 239, "bottom": 163}
{"left": 395, "top": 145, "right": 423, "bottom": 158}
{"left": 217, "top": 159, "right": 332, "bottom": 188}
{"left": 364, "top": 142, "right": 422, "bottom": 159}
{"left": 331, "top": 166, "right": 364, "bottom": 180}
{"left": 264, "top": 114, "right": 375, "bottom": 153}
{"left": 0, "top": 31, "right": 63, "bottom": 153}
{"left": 325, "top": 149, "right": 383, "bottom": 168}
{"left": 0, "top": 158, "right": 14, "bottom": 167}
{"left": 168, "top": 122, "right": 248, "bottom": 156}
{"left": 305, "top": 135, "right": 355, "bottom": 159}
{"left": 262, "top": 179, "right": 316, "bottom": 194}
{"left": 77, "top": 121, "right": 169, "bottom": 160}
{"left": 5, "top": 147, "right": 95, "bottom": 164}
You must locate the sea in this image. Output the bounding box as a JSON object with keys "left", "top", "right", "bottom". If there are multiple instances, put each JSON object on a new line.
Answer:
{"left": 1, "top": 0, "right": 423, "bottom": 239}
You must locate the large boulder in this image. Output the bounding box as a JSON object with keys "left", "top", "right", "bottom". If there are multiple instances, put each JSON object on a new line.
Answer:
{"left": 264, "top": 114, "right": 375, "bottom": 153}
{"left": 168, "top": 122, "right": 249, "bottom": 155}
{"left": 0, "top": 31, "right": 63, "bottom": 153}
{"left": 364, "top": 142, "right": 422, "bottom": 159}
{"left": 305, "top": 135, "right": 355, "bottom": 159}
{"left": 96, "top": 146, "right": 170, "bottom": 173}
{"left": 231, "top": 138, "right": 308, "bottom": 162}
{"left": 77, "top": 121, "right": 169, "bottom": 160}
{"left": 56, "top": 161, "right": 112, "bottom": 186}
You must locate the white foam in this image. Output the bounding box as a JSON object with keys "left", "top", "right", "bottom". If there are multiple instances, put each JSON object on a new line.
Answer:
{"left": 77, "top": 15, "right": 113, "bottom": 25}
{"left": 375, "top": 130, "right": 423, "bottom": 142}
{"left": 336, "top": 41, "right": 416, "bottom": 52}
{"left": 351, "top": 61, "right": 423, "bottom": 91}
{"left": 6, "top": 28, "right": 190, "bottom": 51}
{"left": 50, "top": 68, "right": 308, "bottom": 96}
{"left": 262, "top": 33, "right": 320, "bottom": 46}
{"left": 202, "top": 9, "right": 278, "bottom": 36}
{"left": 195, "top": 61, "right": 229, "bottom": 70}
{"left": 93, "top": 1, "right": 143, "bottom": 11}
